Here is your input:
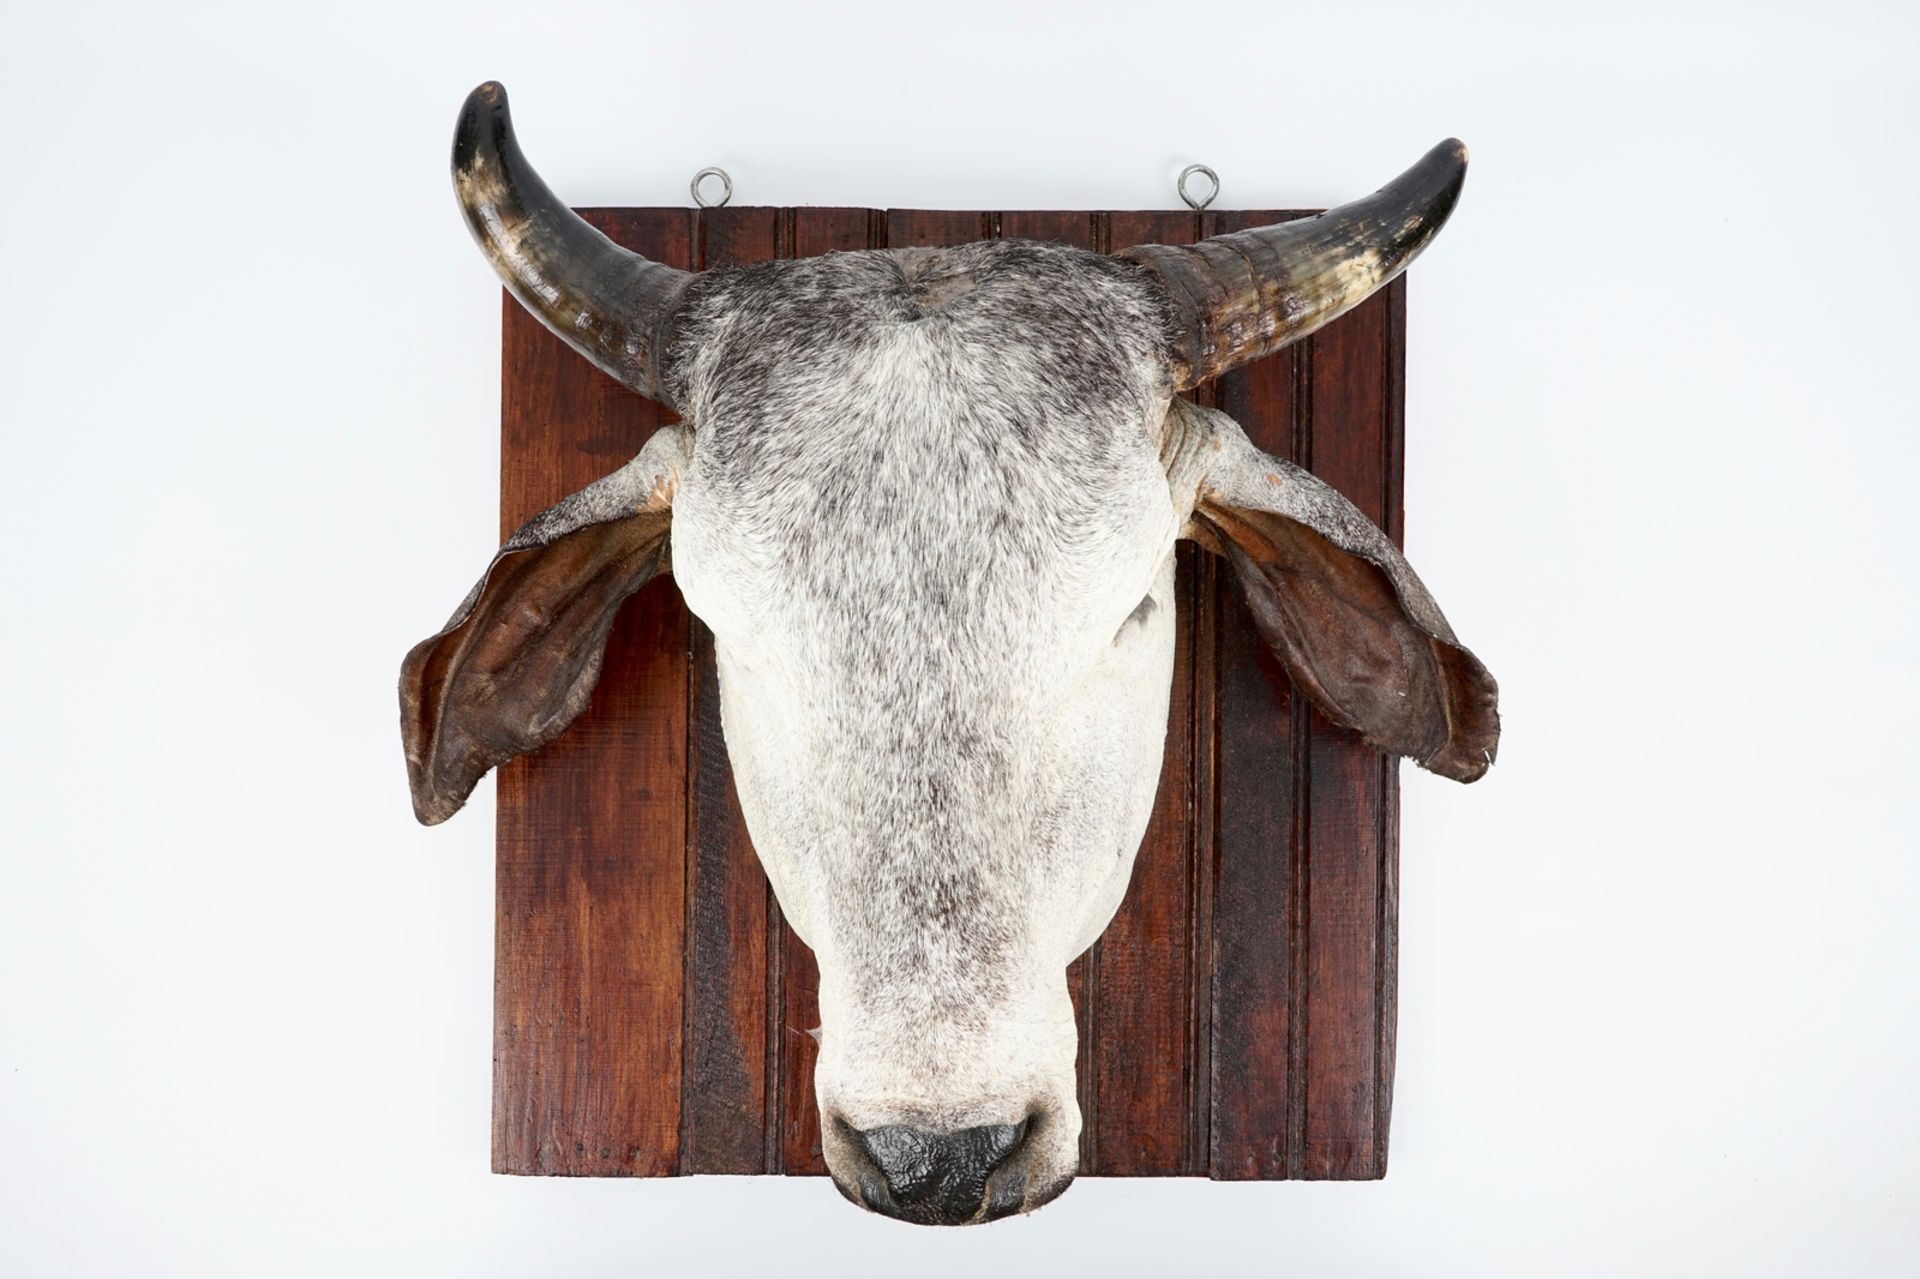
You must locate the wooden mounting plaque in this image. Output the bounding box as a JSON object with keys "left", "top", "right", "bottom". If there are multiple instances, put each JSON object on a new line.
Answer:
{"left": 493, "top": 206, "right": 1405, "bottom": 1181}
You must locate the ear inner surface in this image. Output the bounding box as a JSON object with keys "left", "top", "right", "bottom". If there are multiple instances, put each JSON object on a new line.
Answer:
{"left": 1194, "top": 500, "right": 1498, "bottom": 784}
{"left": 399, "top": 508, "right": 671, "bottom": 825}
{"left": 400, "top": 423, "right": 687, "bottom": 825}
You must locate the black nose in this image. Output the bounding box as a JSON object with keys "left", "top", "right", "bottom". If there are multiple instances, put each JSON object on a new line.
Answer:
{"left": 847, "top": 1118, "right": 1030, "bottom": 1225}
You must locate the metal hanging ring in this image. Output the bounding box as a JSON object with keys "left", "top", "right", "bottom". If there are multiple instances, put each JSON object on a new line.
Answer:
{"left": 690, "top": 166, "right": 733, "bottom": 209}
{"left": 1177, "top": 163, "right": 1220, "bottom": 211}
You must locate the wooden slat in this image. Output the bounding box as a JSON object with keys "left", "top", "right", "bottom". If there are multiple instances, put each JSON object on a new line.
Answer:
{"left": 678, "top": 206, "right": 782, "bottom": 1174}
{"left": 1205, "top": 208, "right": 1308, "bottom": 1179}
{"left": 1087, "top": 210, "right": 1202, "bottom": 1177}
{"left": 1298, "top": 281, "right": 1400, "bottom": 1179}
{"left": 998, "top": 210, "right": 1098, "bottom": 248}
{"left": 1376, "top": 279, "right": 1407, "bottom": 1172}
{"left": 886, "top": 209, "right": 993, "bottom": 247}
{"left": 493, "top": 208, "right": 693, "bottom": 1176}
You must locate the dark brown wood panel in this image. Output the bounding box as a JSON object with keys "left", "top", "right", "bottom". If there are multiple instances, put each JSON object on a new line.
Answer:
{"left": 680, "top": 206, "right": 781, "bottom": 1174}
{"left": 490, "top": 206, "right": 1406, "bottom": 1181}
{"left": 1089, "top": 210, "right": 1203, "bottom": 1177}
{"left": 1205, "top": 208, "right": 1309, "bottom": 1179}
{"left": 1297, "top": 283, "right": 1399, "bottom": 1179}
{"left": 998, "top": 210, "right": 1099, "bottom": 247}
{"left": 493, "top": 209, "right": 694, "bottom": 1176}
{"left": 887, "top": 209, "right": 993, "bottom": 247}
{"left": 1376, "top": 281, "right": 1407, "bottom": 1173}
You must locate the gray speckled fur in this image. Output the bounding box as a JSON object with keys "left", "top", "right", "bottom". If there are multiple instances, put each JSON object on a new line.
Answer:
{"left": 662, "top": 241, "right": 1183, "bottom": 1208}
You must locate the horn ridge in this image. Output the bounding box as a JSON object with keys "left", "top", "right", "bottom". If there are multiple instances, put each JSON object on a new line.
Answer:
{"left": 452, "top": 81, "right": 694, "bottom": 405}
{"left": 1122, "top": 138, "right": 1468, "bottom": 389}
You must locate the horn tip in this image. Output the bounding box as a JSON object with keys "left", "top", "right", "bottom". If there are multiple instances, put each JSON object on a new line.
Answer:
{"left": 456, "top": 81, "right": 510, "bottom": 138}
{"left": 454, "top": 81, "right": 515, "bottom": 180}
{"left": 1434, "top": 137, "right": 1469, "bottom": 168}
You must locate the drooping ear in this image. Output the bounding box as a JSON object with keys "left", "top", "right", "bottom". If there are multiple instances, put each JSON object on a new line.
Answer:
{"left": 399, "top": 426, "right": 690, "bottom": 825}
{"left": 1167, "top": 399, "right": 1498, "bottom": 782}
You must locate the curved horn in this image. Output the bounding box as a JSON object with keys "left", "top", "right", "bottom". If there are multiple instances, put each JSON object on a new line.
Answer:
{"left": 1122, "top": 139, "right": 1468, "bottom": 389}
{"left": 452, "top": 82, "right": 694, "bottom": 405}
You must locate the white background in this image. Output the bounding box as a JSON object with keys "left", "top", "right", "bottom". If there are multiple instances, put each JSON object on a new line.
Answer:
{"left": 3, "top": 1, "right": 1915, "bottom": 1274}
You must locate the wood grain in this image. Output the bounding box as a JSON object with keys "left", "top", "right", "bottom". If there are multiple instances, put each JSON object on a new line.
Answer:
{"left": 488, "top": 206, "right": 1406, "bottom": 1181}
{"left": 1088, "top": 210, "right": 1203, "bottom": 1177}
{"left": 886, "top": 209, "right": 993, "bottom": 247}
{"left": 493, "top": 208, "right": 693, "bottom": 1176}
{"left": 1297, "top": 281, "right": 1399, "bottom": 1179}
{"left": 1206, "top": 208, "right": 1310, "bottom": 1179}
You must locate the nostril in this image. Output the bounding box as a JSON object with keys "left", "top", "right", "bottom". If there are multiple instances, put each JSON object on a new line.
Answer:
{"left": 973, "top": 1119, "right": 1027, "bottom": 1171}
{"left": 849, "top": 1117, "right": 1031, "bottom": 1224}
{"left": 856, "top": 1126, "right": 939, "bottom": 1204}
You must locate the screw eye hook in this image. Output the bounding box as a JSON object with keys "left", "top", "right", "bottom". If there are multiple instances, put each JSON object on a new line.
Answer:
{"left": 691, "top": 166, "right": 733, "bottom": 209}
{"left": 1177, "top": 164, "right": 1220, "bottom": 211}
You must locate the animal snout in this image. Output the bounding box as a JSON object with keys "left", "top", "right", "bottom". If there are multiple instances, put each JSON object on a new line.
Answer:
{"left": 839, "top": 1116, "right": 1032, "bottom": 1225}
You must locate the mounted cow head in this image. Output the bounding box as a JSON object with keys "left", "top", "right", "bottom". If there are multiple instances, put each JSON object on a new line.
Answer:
{"left": 401, "top": 82, "right": 1498, "bottom": 1225}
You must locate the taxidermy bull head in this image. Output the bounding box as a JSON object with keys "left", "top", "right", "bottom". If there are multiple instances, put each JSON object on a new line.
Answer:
{"left": 401, "top": 82, "right": 1498, "bottom": 1225}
